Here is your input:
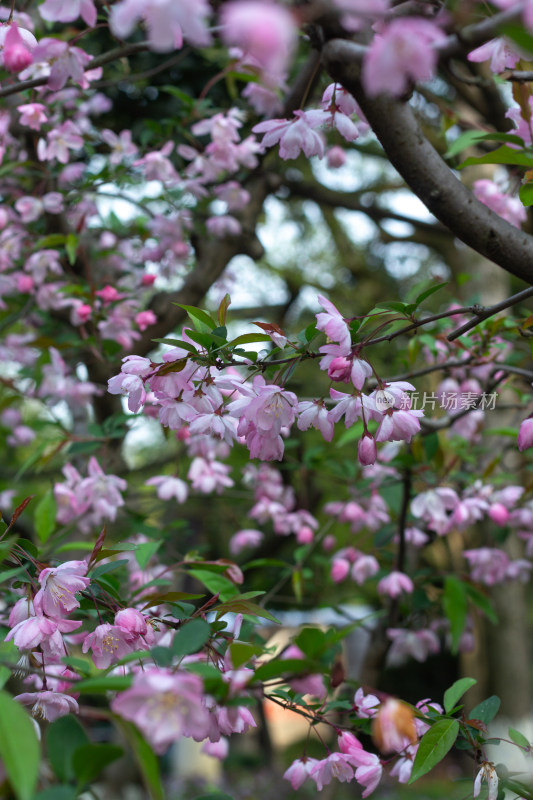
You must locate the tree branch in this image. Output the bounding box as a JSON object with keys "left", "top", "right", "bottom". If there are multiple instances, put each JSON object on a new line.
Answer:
{"left": 322, "top": 39, "right": 533, "bottom": 286}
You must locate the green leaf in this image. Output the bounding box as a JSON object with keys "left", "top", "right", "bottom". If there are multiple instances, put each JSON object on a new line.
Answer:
{"left": 90, "top": 559, "right": 129, "bottom": 579}
{"left": 65, "top": 233, "right": 78, "bottom": 266}
{"left": 520, "top": 183, "right": 533, "bottom": 207}
{"left": 114, "top": 718, "right": 164, "bottom": 800}
{"left": 445, "top": 130, "right": 524, "bottom": 159}
{"left": 459, "top": 145, "right": 533, "bottom": 169}
{"left": 218, "top": 293, "right": 231, "bottom": 326}
{"left": 188, "top": 568, "right": 239, "bottom": 600}
{"left": 229, "top": 642, "right": 263, "bottom": 668}
{"left": 442, "top": 576, "right": 467, "bottom": 653}
{"left": 374, "top": 301, "right": 410, "bottom": 314}
{"left": 509, "top": 727, "right": 531, "bottom": 748}
{"left": 172, "top": 618, "right": 211, "bottom": 657}
{"left": 34, "top": 489, "right": 57, "bottom": 543}
{"left": 443, "top": 677, "right": 477, "bottom": 714}
{"left": 409, "top": 718, "right": 459, "bottom": 783}
{"left": 135, "top": 540, "right": 162, "bottom": 570}
{"left": 503, "top": 22, "right": 533, "bottom": 55}
{"left": 465, "top": 584, "right": 498, "bottom": 625}
{"left": 0, "top": 665, "right": 11, "bottom": 688}
{"left": 34, "top": 788, "right": 78, "bottom": 800}
{"left": 226, "top": 333, "right": 272, "bottom": 346}
{"left": 75, "top": 675, "right": 132, "bottom": 694}
{"left": 214, "top": 598, "right": 280, "bottom": 624}
{"left": 152, "top": 338, "right": 198, "bottom": 353}
{"left": 47, "top": 715, "right": 90, "bottom": 782}
{"left": 72, "top": 743, "right": 123, "bottom": 786}
{"left": 175, "top": 304, "right": 217, "bottom": 332}
{"left": 252, "top": 658, "right": 317, "bottom": 682}
{"left": 0, "top": 690, "right": 40, "bottom": 800}
{"left": 194, "top": 794, "right": 234, "bottom": 800}
{"left": 469, "top": 695, "right": 501, "bottom": 725}
{"left": 415, "top": 282, "right": 449, "bottom": 306}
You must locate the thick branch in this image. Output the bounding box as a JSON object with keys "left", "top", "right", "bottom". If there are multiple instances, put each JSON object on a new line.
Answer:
{"left": 322, "top": 39, "right": 533, "bottom": 286}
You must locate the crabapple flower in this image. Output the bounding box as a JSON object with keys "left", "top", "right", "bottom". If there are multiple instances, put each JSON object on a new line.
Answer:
{"left": 316, "top": 294, "right": 352, "bottom": 354}
{"left": 372, "top": 698, "right": 417, "bottom": 754}
{"left": 111, "top": 669, "right": 212, "bottom": 753}
{"left": 2, "top": 23, "right": 33, "bottom": 72}
{"left": 518, "top": 416, "right": 533, "bottom": 451}
{"left": 358, "top": 433, "right": 377, "bottom": 466}
{"left": 362, "top": 17, "right": 446, "bottom": 97}
{"left": 297, "top": 400, "right": 334, "bottom": 441}
{"left": 229, "top": 529, "right": 264, "bottom": 555}
{"left": 377, "top": 571, "right": 414, "bottom": 599}
{"left": 6, "top": 615, "right": 82, "bottom": 658}
{"left": 15, "top": 691, "right": 79, "bottom": 722}
{"left": 34, "top": 560, "right": 90, "bottom": 618}
{"left": 309, "top": 753, "right": 354, "bottom": 790}
{"left": 220, "top": 1, "right": 297, "bottom": 80}
{"left": 38, "top": 0, "right": 97, "bottom": 26}
{"left": 252, "top": 110, "right": 326, "bottom": 161}
{"left": 284, "top": 757, "right": 320, "bottom": 790}
{"left": 474, "top": 762, "right": 499, "bottom": 800}
{"left": 188, "top": 457, "right": 234, "bottom": 494}
{"left": 110, "top": 0, "right": 211, "bottom": 53}
{"left": 146, "top": 475, "right": 188, "bottom": 503}
{"left": 463, "top": 548, "right": 510, "bottom": 585}
{"left": 351, "top": 553, "right": 379, "bottom": 584}
{"left": 114, "top": 608, "right": 148, "bottom": 636}
{"left": 32, "top": 39, "right": 92, "bottom": 91}
{"left": 387, "top": 628, "right": 440, "bottom": 665}
{"left": 82, "top": 623, "right": 136, "bottom": 669}
{"left": 473, "top": 179, "right": 526, "bottom": 228}
{"left": 468, "top": 38, "right": 520, "bottom": 73}
{"left": 353, "top": 688, "right": 380, "bottom": 718}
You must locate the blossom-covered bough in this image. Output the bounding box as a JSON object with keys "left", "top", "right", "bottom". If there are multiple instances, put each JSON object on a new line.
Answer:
{"left": 1, "top": 1, "right": 533, "bottom": 798}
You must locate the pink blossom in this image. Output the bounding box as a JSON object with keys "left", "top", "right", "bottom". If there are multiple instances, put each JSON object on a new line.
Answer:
{"left": 114, "top": 608, "right": 148, "bottom": 636}
{"left": 111, "top": 669, "right": 212, "bottom": 753}
{"left": 344, "top": 746, "right": 382, "bottom": 797}
{"left": 473, "top": 179, "right": 526, "bottom": 228}
{"left": 309, "top": 753, "right": 354, "bottom": 790}
{"left": 39, "top": 0, "right": 97, "bottom": 26}
{"left": 327, "top": 146, "right": 347, "bottom": 168}
{"left": 229, "top": 529, "right": 264, "bottom": 555}
{"left": 146, "top": 475, "right": 188, "bottom": 503}
{"left": 377, "top": 571, "right": 414, "bottom": 599}
{"left": 34, "top": 560, "right": 90, "bottom": 618}
{"left": 331, "top": 557, "right": 351, "bottom": 583}
{"left": 15, "top": 691, "right": 79, "bottom": 722}
{"left": 6, "top": 615, "right": 81, "bottom": 657}
{"left": 37, "top": 121, "right": 84, "bottom": 164}
{"left": 82, "top": 623, "right": 136, "bottom": 669}
{"left": 389, "top": 744, "right": 418, "bottom": 783}
{"left": 518, "top": 416, "right": 533, "bottom": 451}
{"left": 253, "top": 110, "right": 326, "bottom": 161}
{"left": 284, "top": 757, "right": 320, "bottom": 790}
{"left": 468, "top": 38, "right": 520, "bottom": 73}
{"left": 2, "top": 23, "right": 33, "bottom": 72}
{"left": 110, "top": 0, "right": 211, "bottom": 52}
{"left": 463, "top": 547, "right": 510, "bottom": 585}
{"left": 101, "top": 128, "right": 138, "bottom": 164}
{"left": 353, "top": 688, "right": 380, "bottom": 718}
{"left": 358, "top": 433, "right": 377, "bottom": 466}
{"left": 220, "top": 2, "right": 297, "bottom": 80}
{"left": 297, "top": 400, "right": 335, "bottom": 441}
{"left": 202, "top": 738, "right": 229, "bottom": 760}
{"left": 351, "top": 554, "right": 379, "bottom": 584}
{"left": 32, "top": 39, "right": 92, "bottom": 90}
{"left": 188, "top": 457, "right": 234, "bottom": 494}
{"left": 15, "top": 197, "right": 42, "bottom": 223}
{"left": 316, "top": 294, "right": 352, "bottom": 353}
{"left": 206, "top": 215, "right": 241, "bottom": 237}
{"left": 362, "top": 17, "right": 446, "bottom": 97}
{"left": 387, "top": 628, "right": 440, "bottom": 665}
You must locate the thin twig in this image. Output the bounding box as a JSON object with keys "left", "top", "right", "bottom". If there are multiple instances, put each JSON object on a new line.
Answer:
{"left": 447, "top": 286, "right": 533, "bottom": 341}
